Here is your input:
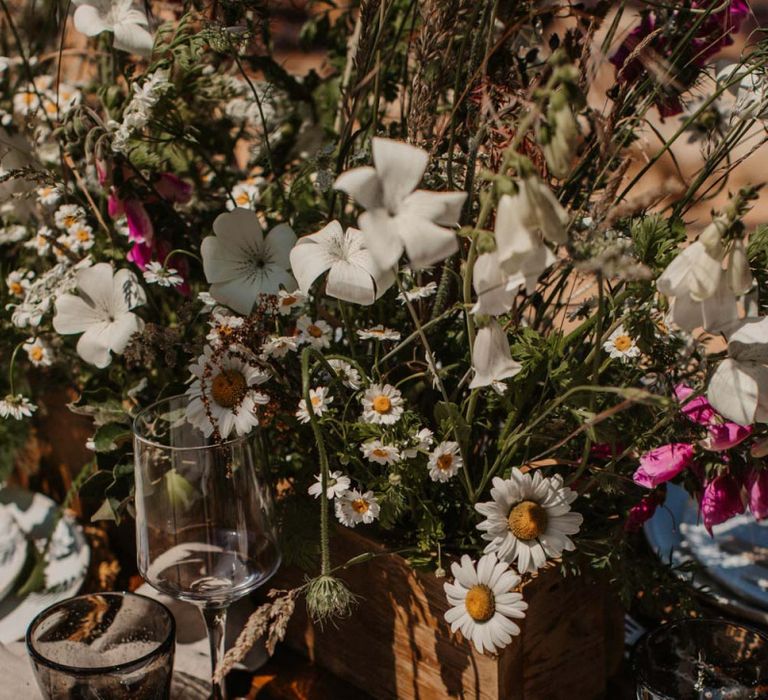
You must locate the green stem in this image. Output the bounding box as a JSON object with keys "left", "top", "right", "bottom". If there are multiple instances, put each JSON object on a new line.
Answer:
{"left": 7, "top": 342, "right": 24, "bottom": 396}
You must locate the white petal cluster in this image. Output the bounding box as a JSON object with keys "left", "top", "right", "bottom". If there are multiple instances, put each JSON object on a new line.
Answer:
{"left": 469, "top": 320, "right": 522, "bottom": 393}
{"left": 73, "top": 0, "right": 154, "bottom": 57}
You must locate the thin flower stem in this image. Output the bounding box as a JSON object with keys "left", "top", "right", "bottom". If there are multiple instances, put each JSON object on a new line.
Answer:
{"left": 7, "top": 342, "right": 24, "bottom": 396}
{"left": 163, "top": 248, "right": 202, "bottom": 267}
{"left": 338, "top": 301, "right": 361, "bottom": 366}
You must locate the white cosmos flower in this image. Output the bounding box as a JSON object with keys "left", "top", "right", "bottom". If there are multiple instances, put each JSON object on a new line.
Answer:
{"left": 143, "top": 261, "right": 183, "bottom": 288}
{"left": 361, "top": 440, "right": 401, "bottom": 465}
{"left": 361, "top": 383, "right": 404, "bottom": 425}
{"left": 296, "top": 315, "right": 332, "bottom": 349}
{"left": 334, "top": 138, "right": 466, "bottom": 270}
{"left": 308, "top": 470, "right": 351, "bottom": 500}
{"left": 260, "top": 335, "right": 299, "bottom": 359}
{"left": 475, "top": 468, "right": 583, "bottom": 574}
{"left": 707, "top": 317, "right": 768, "bottom": 425}
{"left": 73, "top": 0, "right": 154, "bottom": 57}
{"left": 602, "top": 325, "right": 641, "bottom": 363}
{"left": 397, "top": 282, "right": 437, "bottom": 304}
{"left": 428, "top": 441, "right": 463, "bottom": 482}
{"left": 357, "top": 325, "right": 401, "bottom": 341}
{"left": 328, "top": 358, "right": 362, "bottom": 389}
{"left": 296, "top": 386, "right": 333, "bottom": 424}
{"left": 335, "top": 489, "right": 380, "bottom": 527}
{"left": 443, "top": 552, "right": 527, "bottom": 655}
{"left": 0, "top": 394, "right": 37, "bottom": 420}
{"left": 185, "top": 346, "right": 270, "bottom": 438}
{"left": 52, "top": 262, "right": 145, "bottom": 368}
{"left": 276, "top": 289, "right": 306, "bottom": 316}
{"left": 23, "top": 337, "right": 53, "bottom": 367}
{"left": 201, "top": 208, "right": 297, "bottom": 315}
{"left": 289, "top": 220, "right": 395, "bottom": 305}
{"left": 403, "top": 427, "right": 434, "bottom": 459}
{"left": 494, "top": 178, "right": 567, "bottom": 289}
{"left": 469, "top": 320, "right": 522, "bottom": 393}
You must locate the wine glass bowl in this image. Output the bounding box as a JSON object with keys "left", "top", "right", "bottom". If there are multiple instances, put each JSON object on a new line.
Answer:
{"left": 133, "top": 395, "right": 280, "bottom": 699}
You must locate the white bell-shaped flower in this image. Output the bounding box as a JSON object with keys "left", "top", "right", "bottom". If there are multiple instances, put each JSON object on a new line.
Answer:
{"left": 469, "top": 320, "right": 522, "bottom": 391}
{"left": 73, "top": 0, "right": 154, "bottom": 56}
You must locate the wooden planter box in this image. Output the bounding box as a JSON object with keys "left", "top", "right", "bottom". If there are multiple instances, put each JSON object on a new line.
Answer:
{"left": 277, "top": 528, "right": 624, "bottom": 699}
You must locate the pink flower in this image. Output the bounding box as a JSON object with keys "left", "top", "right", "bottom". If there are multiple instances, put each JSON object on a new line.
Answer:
{"left": 748, "top": 469, "right": 768, "bottom": 520}
{"left": 701, "top": 422, "right": 753, "bottom": 451}
{"left": 675, "top": 383, "right": 752, "bottom": 451}
{"left": 675, "top": 384, "right": 717, "bottom": 426}
{"left": 634, "top": 443, "right": 696, "bottom": 489}
{"left": 590, "top": 442, "right": 625, "bottom": 461}
{"left": 700, "top": 473, "right": 745, "bottom": 534}
{"left": 625, "top": 491, "right": 665, "bottom": 533}
{"left": 155, "top": 173, "right": 192, "bottom": 204}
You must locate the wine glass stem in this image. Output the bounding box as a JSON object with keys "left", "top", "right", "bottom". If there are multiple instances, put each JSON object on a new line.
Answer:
{"left": 202, "top": 605, "right": 228, "bottom": 700}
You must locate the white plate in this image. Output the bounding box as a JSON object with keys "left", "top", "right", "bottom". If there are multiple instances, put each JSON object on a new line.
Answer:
{"left": 645, "top": 483, "right": 768, "bottom": 625}
{"left": 0, "top": 507, "right": 29, "bottom": 602}
{"left": 0, "top": 487, "right": 90, "bottom": 643}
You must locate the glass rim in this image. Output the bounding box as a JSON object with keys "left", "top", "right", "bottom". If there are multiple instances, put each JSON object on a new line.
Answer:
{"left": 25, "top": 591, "right": 176, "bottom": 676}
{"left": 132, "top": 393, "right": 253, "bottom": 452}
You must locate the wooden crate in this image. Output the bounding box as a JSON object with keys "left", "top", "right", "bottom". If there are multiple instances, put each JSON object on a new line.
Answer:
{"left": 277, "top": 528, "right": 624, "bottom": 700}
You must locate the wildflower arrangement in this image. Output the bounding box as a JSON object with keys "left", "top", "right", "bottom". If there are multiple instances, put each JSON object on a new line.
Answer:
{"left": 2, "top": 0, "right": 768, "bottom": 657}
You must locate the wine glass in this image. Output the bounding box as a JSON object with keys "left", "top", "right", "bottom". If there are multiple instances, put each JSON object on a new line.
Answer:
{"left": 133, "top": 395, "right": 280, "bottom": 700}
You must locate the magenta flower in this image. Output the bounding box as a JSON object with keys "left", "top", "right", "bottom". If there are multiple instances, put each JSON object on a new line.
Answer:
{"left": 675, "top": 383, "right": 752, "bottom": 450}
{"left": 701, "top": 473, "right": 745, "bottom": 534}
{"left": 748, "top": 469, "right": 768, "bottom": 520}
{"left": 155, "top": 173, "right": 192, "bottom": 204}
{"left": 625, "top": 491, "right": 664, "bottom": 533}
{"left": 701, "top": 422, "right": 753, "bottom": 451}
{"left": 634, "top": 443, "right": 696, "bottom": 489}
{"left": 675, "top": 384, "right": 717, "bottom": 426}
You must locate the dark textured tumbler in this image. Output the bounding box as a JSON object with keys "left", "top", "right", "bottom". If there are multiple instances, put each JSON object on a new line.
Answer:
{"left": 26, "top": 591, "right": 175, "bottom": 700}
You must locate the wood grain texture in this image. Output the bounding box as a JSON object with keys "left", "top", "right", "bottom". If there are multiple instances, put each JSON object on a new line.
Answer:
{"left": 277, "top": 528, "right": 623, "bottom": 700}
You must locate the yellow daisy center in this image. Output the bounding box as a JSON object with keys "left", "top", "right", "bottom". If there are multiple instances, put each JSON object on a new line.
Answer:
{"left": 235, "top": 192, "right": 250, "bottom": 205}
{"left": 9, "top": 282, "right": 23, "bottom": 295}
{"left": 211, "top": 369, "right": 247, "bottom": 408}
{"left": 351, "top": 498, "right": 369, "bottom": 514}
{"left": 613, "top": 335, "right": 632, "bottom": 352}
{"left": 30, "top": 346, "right": 44, "bottom": 362}
{"left": 372, "top": 448, "right": 389, "bottom": 458}
{"left": 75, "top": 229, "right": 90, "bottom": 242}
{"left": 465, "top": 584, "right": 495, "bottom": 623}
{"left": 507, "top": 500, "right": 548, "bottom": 541}
{"left": 310, "top": 394, "right": 322, "bottom": 407}
{"left": 22, "top": 93, "right": 35, "bottom": 105}
{"left": 372, "top": 395, "right": 391, "bottom": 413}
{"left": 64, "top": 215, "right": 78, "bottom": 228}
{"left": 437, "top": 453, "right": 454, "bottom": 471}
{"left": 280, "top": 295, "right": 297, "bottom": 307}
{"left": 308, "top": 324, "right": 323, "bottom": 338}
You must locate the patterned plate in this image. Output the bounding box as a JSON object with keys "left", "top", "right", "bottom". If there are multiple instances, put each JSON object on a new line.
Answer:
{"left": 645, "top": 483, "right": 768, "bottom": 625}
{"left": 0, "top": 487, "right": 90, "bottom": 643}
{"left": 0, "top": 507, "right": 29, "bottom": 602}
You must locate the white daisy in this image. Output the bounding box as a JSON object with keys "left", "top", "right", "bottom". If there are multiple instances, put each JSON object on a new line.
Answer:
{"left": 54, "top": 203, "right": 87, "bottom": 231}
{"left": 475, "top": 469, "right": 583, "bottom": 574}
{"left": 296, "top": 386, "right": 333, "bottom": 424}
{"left": 198, "top": 291, "right": 217, "bottom": 310}
{"left": 443, "top": 552, "right": 527, "bottom": 655}
{"left": 24, "top": 226, "right": 54, "bottom": 254}
{"left": 296, "top": 315, "right": 332, "bottom": 349}
{"left": 361, "top": 383, "right": 404, "bottom": 425}
{"left": 185, "top": 346, "right": 270, "bottom": 438}
{"left": 6, "top": 269, "right": 34, "bottom": 297}
{"left": 67, "top": 222, "right": 95, "bottom": 252}
{"left": 276, "top": 289, "right": 306, "bottom": 316}
{"left": 53, "top": 233, "right": 76, "bottom": 261}
{"left": 357, "top": 325, "right": 401, "bottom": 342}
{"left": 143, "top": 261, "right": 183, "bottom": 288}
{"left": 201, "top": 208, "right": 297, "bottom": 315}
{"left": 261, "top": 335, "right": 299, "bottom": 359}
{"left": 328, "top": 358, "right": 362, "bottom": 390}
{"left": 0, "top": 224, "right": 28, "bottom": 244}
{"left": 36, "top": 185, "right": 62, "bottom": 206}
{"left": 23, "top": 337, "right": 53, "bottom": 367}
{"left": 427, "top": 441, "right": 464, "bottom": 482}
{"left": 335, "top": 489, "right": 380, "bottom": 527}
{"left": 308, "top": 470, "right": 351, "bottom": 500}
{"left": 0, "top": 395, "right": 37, "bottom": 420}
{"left": 602, "top": 325, "right": 641, "bottom": 363}
{"left": 403, "top": 427, "right": 435, "bottom": 458}
{"left": 361, "top": 440, "right": 401, "bottom": 465}
{"left": 227, "top": 178, "right": 263, "bottom": 210}
{"left": 397, "top": 282, "right": 437, "bottom": 304}
{"left": 13, "top": 87, "right": 40, "bottom": 116}
{"left": 206, "top": 312, "right": 245, "bottom": 346}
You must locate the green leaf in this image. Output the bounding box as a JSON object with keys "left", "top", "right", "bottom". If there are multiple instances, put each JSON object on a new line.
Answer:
{"left": 434, "top": 401, "right": 471, "bottom": 450}
{"left": 91, "top": 497, "right": 121, "bottom": 523}
{"left": 93, "top": 423, "right": 131, "bottom": 452}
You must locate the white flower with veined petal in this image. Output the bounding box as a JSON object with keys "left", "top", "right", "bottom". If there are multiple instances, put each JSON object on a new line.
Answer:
{"left": 334, "top": 138, "right": 466, "bottom": 270}
{"left": 361, "top": 440, "right": 401, "bottom": 465}
{"left": 185, "top": 346, "right": 270, "bottom": 438}
{"left": 428, "top": 441, "right": 463, "bottom": 482}
{"left": 201, "top": 208, "right": 297, "bottom": 315}
{"left": 296, "top": 386, "right": 333, "bottom": 424}
{"left": 444, "top": 552, "right": 527, "bottom": 655}
{"left": 52, "top": 262, "right": 145, "bottom": 368}
{"left": 475, "top": 468, "right": 583, "bottom": 574}
{"left": 73, "top": 0, "right": 154, "bottom": 57}
{"left": 335, "top": 489, "right": 380, "bottom": 527}
{"left": 308, "top": 471, "right": 351, "bottom": 500}
{"left": 469, "top": 320, "right": 522, "bottom": 393}
{"left": 361, "top": 383, "right": 404, "bottom": 425}
{"left": 290, "top": 220, "right": 395, "bottom": 305}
